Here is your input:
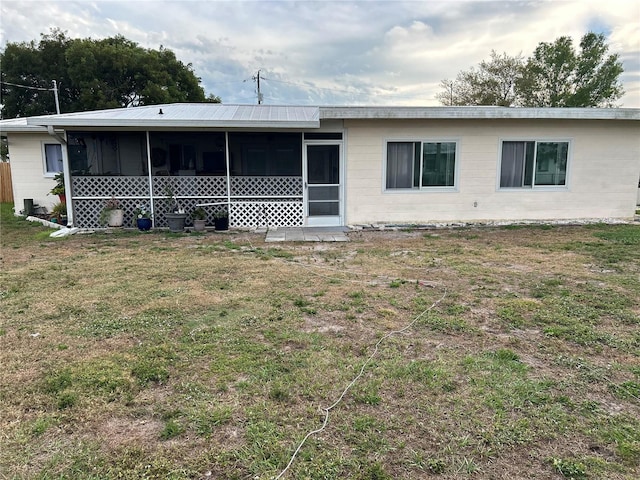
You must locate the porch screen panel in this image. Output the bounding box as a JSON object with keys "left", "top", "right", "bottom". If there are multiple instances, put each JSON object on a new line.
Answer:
{"left": 308, "top": 148, "right": 339, "bottom": 184}
{"left": 386, "top": 142, "right": 414, "bottom": 189}
{"left": 229, "top": 133, "right": 301, "bottom": 176}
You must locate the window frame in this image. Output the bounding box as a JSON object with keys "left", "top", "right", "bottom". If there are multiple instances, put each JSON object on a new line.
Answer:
{"left": 383, "top": 138, "right": 460, "bottom": 193}
{"left": 42, "top": 142, "right": 64, "bottom": 177}
{"left": 497, "top": 138, "right": 572, "bottom": 191}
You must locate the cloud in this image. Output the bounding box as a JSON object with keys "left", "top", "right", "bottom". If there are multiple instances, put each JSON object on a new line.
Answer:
{"left": 0, "top": 0, "right": 638, "bottom": 107}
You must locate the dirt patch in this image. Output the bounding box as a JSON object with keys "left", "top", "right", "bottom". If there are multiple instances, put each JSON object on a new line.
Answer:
{"left": 99, "top": 417, "right": 164, "bottom": 449}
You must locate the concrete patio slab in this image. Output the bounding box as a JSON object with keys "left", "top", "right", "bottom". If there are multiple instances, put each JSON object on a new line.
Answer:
{"left": 265, "top": 227, "right": 350, "bottom": 242}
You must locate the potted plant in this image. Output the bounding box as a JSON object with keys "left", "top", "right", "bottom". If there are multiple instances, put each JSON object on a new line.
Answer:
{"left": 133, "top": 205, "right": 153, "bottom": 231}
{"left": 192, "top": 207, "right": 207, "bottom": 232}
{"left": 214, "top": 208, "right": 229, "bottom": 231}
{"left": 99, "top": 197, "right": 124, "bottom": 227}
{"left": 49, "top": 173, "right": 66, "bottom": 203}
{"left": 164, "top": 184, "right": 187, "bottom": 232}
{"left": 51, "top": 201, "right": 67, "bottom": 225}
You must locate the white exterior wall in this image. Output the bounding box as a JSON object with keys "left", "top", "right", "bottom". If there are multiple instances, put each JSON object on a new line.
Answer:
{"left": 344, "top": 119, "right": 640, "bottom": 225}
{"left": 7, "top": 132, "right": 62, "bottom": 214}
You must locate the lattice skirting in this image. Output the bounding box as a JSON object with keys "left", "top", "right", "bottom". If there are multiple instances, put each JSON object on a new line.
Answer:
{"left": 71, "top": 175, "right": 304, "bottom": 228}
{"left": 73, "top": 198, "right": 303, "bottom": 228}
{"left": 74, "top": 198, "right": 148, "bottom": 229}
{"left": 231, "top": 201, "right": 303, "bottom": 227}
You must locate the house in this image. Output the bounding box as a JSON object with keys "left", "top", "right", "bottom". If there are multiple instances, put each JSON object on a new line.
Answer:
{"left": 2, "top": 104, "right": 639, "bottom": 229}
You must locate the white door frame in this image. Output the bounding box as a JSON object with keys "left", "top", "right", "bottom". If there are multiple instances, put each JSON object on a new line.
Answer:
{"left": 303, "top": 140, "right": 344, "bottom": 227}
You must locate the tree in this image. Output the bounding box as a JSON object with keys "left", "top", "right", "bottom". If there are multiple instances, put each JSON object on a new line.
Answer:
{"left": 0, "top": 29, "right": 73, "bottom": 117}
{"left": 518, "top": 32, "right": 624, "bottom": 107}
{"left": 0, "top": 29, "right": 220, "bottom": 118}
{"left": 436, "top": 51, "right": 524, "bottom": 106}
{"left": 436, "top": 32, "right": 624, "bottom": 107}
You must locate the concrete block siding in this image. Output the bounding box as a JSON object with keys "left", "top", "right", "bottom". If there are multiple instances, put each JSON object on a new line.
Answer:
{"left": 343, "top": 119, "right": 640, "bottom": 225}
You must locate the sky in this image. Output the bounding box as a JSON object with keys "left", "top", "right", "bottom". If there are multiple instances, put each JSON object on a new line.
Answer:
{"left": 1, "top": 0, "right": 639, "bottom": 108}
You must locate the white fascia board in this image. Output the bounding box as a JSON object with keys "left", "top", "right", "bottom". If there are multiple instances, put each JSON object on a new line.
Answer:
{"left": 319, "top": 106, "right": 640, "bottom": 121}
{"left": 25, "top": 118, "right": 320, "bottom": 129}
{"left": 0, "top": 118, "right": 48, "bottom": 133}
{"left": 0, "top": 124, "right": 48, "bottom": 133}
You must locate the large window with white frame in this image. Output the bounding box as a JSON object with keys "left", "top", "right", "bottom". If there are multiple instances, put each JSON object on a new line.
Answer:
{"left": 499, "top": 140, "right": 569, "bottom": 188}
{"left": 385, "top": 140, "right": 457, "bottom": 190}
{"left": 42, "top": 143, "right": 63, "bottom": 176}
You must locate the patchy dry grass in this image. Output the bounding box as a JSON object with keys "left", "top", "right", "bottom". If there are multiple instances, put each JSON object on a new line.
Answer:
{"left": 1, "top": 203, "right": 639, "bottom": 479}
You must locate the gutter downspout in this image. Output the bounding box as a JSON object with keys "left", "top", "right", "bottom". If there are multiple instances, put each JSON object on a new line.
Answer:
{"left": 225, "top": 131, "right": 231, "bottom": 223}
{"left": 47, "top": 126, "right": 73, "bottom": 226}
{"left": 145, "top": 131, "right": 154, "bottom": 227}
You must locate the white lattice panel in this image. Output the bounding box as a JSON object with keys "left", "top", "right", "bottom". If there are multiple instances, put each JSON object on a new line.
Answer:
{"left": 231, "top": 201, "right": 303, "bottom": 227}
{"left": 73, "top": 198, "right": 147, "bottom": 228}
{"left": 153, "top": 176, "right": 227, "bottom": 197}
{"left": 73, "top": 176, "right": 150, "bottom": 197}
{"left": 231, "top": 177, "right": 303, "bottom": 197}
{"left": 70, "top": 175, "right": 303, "bottom": 229}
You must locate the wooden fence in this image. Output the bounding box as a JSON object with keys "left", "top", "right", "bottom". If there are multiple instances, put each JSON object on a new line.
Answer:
{"left": 0, "top": 162, "right": 14, "bottom": 203}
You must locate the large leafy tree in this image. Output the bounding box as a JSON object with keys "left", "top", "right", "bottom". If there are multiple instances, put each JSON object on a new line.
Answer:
{"left": 436, "top": 51, "right": 524, "bottom": 106}
{"left": 0, "top": 29, "right": 219, "bottom": 118}
{"left": 518, "top": 32, "right": 624, "bottom": 107}
{"left": 437, "top": 32, "right": 624, "bottom": 107}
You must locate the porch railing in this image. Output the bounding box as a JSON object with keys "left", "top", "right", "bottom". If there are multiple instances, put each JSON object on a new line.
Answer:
{"left": 71, "top": 175, "right": 303, "bottom": 228}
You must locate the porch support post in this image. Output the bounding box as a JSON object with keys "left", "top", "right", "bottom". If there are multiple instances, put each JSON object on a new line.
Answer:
{"left": 47, "top": 126, "right": 73, "bottom": 226}
{"left": 145, "top": 131, "right": 154, "bottom": 227}
{"left": 225, "top": 131, "right": 231, "bottom": 217}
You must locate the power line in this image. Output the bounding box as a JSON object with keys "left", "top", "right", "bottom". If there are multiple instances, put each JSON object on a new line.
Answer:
{"left": 261, "top": 75, "right": 424, "bottom": 101}
{"left": 1, "top": 80, "right": 52, "bottom": 92}
{"left": 1, "top": 79, "right": 61, "bottom": 113}
{"left": 262, "top": 76, "right": 363, "bottom": 96}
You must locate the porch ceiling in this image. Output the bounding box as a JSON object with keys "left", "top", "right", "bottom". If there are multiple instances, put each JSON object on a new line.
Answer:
{"left": 25, "top": 104, "right": 320, "bottom": 129}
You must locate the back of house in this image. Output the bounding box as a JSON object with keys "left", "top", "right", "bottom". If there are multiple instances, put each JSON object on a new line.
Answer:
{"left": 2, "top": 104, "right": 638, "bottom": 229}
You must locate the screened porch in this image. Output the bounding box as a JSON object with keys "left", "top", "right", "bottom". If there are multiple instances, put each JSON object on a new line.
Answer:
{"left": 66, "top": 131, "right": 304, "bottom": 229}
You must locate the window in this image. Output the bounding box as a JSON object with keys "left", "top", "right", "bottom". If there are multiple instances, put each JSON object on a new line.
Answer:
{"left": 43, "top": 143, "right": 63, "bottom": 175}
{"left": 386, "top": 141, "right": 457, "bottom": 190}
{"left": 500, "top": 140, "right": 569, "bottom": 188}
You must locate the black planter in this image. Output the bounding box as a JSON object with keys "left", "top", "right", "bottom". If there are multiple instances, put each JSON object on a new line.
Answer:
{"left": 137, "top": 218, "right": 152, "bottom": 231}
{"left": 214, "top": 216, "right": 229, "bottom": 231}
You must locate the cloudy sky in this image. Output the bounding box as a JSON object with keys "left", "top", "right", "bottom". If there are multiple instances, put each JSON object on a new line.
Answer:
{"left": 1, "top": 0, "right": 639, "bottom": 107}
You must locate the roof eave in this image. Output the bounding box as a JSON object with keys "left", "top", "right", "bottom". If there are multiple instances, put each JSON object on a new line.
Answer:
{"left": 1, "top": 126, "right": 49, "bottom": 133}
{"left": 319, "top": 106, "right": 640, "bottom": 121}
{"left": 25, "top": 119, "right": 320, "bottom": 129}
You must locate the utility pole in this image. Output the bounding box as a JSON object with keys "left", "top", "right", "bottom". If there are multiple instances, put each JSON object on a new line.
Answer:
{"left": 52, "top": 80, "right": 61, "bottom": 114}
{"left": 252, "top": 70, "right": 263, "bottom": 104}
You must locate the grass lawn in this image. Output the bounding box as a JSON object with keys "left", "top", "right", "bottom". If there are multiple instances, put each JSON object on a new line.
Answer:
{"left": 1, "top": 202, "right": 639, "bottom": 479}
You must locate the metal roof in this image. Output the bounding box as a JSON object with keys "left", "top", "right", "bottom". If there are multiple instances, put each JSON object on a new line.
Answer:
{"left": 319, "top": 106, "right": 640, "bottom": 121}
{"left": 2, "top": 105, "right": 638, "bottom": 134}
{"left": 0, "top": 117, "right": 47, "bottom": 132}
{"left": 24, "top": 104, "right": 320, "bottom": 129}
